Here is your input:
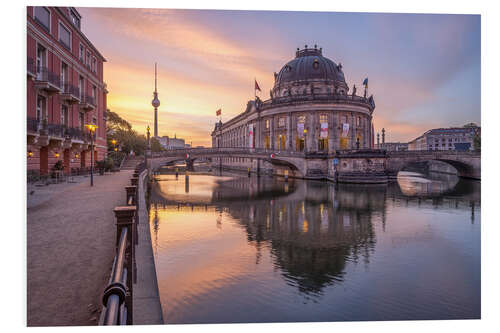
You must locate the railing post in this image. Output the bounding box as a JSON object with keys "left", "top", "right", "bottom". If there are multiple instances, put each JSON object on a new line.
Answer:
{"left": 131, "top": 177, "right": 138, "bottom": 186}
{"left": 125, "top": 186, "right": 137, "bottom": 206}
{"left": 112, "top": 206, "right": 136, "bottom": 325}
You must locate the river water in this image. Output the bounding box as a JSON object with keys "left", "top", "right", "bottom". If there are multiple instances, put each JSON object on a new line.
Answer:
{"left": 148, "top": 169, "right": 480, "bottom": 323}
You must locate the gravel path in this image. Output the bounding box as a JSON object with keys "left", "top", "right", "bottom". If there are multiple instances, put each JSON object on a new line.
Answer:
{"left": 27, "top": 170, "right": 133, "bottom": 326}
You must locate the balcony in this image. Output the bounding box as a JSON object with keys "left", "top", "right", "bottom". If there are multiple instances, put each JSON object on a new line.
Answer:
{"left": 27, "top": 117, "right": 40, "bottom": 134}
{"left": 34, "top": 67, "right": 61, "bottom": 94}
{"left": 61, "top": 83, "right": 81, "bottom": 104}
{"left": 27, "top": 57, "right": 36, "bottom": 79}
{"left": 79, "top": 95, "right": 96, "bottom": 112}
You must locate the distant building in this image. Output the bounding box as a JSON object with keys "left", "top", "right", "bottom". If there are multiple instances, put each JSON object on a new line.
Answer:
{"left": 408, "top": 125, "right": 480, "bottom": 151}
{"left": 158, "top": 134, "right": 185, "bottom": 150}
{"left": 380, "top": 142, "right": 408, "bottom": 151}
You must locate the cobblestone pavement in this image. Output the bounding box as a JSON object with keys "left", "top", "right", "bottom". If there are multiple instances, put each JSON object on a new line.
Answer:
{"left": 27, "top": 170, "right": 133, "bottom": 326}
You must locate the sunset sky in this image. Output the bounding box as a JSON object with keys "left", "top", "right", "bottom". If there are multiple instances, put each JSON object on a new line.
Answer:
{"left": 77, "top": 8, "right": 480, "bottom": 147}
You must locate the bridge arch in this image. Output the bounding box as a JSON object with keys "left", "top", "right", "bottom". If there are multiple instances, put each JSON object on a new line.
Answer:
{"left": 389, "top": 157, "right": 478, "bottom": 180}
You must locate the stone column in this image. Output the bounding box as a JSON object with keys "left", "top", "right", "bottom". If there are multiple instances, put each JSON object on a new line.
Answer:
{"left": 270, "top": 117, "right": 274, "bottom": 150}
{"left": 350, "top": 113, "right": 355, "bottom": 149}
{"left": 287, "top": 113, "right": 292, "bottom": 151}
{"left": 307, "top": 112, "right": 314, "bottom": 152}
{"left": 328, "top": 113, "right": 334, "bottom": 153}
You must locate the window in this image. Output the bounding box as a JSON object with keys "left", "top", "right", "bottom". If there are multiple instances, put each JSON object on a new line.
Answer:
{"left": 34, "top": 7, "right": 50, "bottom": 32}
{"left": 61, "top": 62, "right": 68, "bottom": 85}
{"left": 36, "top": 44, "right": 46, "bottom": 78}
{"left": 278, "top": 117, "right": 285, "bottom": 127}
{"left": 78, "top": 112, "right": 84, "bottom": 130}
{"left": 265, "top": 119, "right": 269, "bottom": 129}
{"left": 86, "top": 51, "right": 91, "bottom": 67}
{"left": 61, "top": 105, "right": 68, "bottom": 127}
{"left": 58, "top": 22, "right": 71, "bottom": 49}
{"left": 92, "top": 57, "right": 97, "bottom": 74}
{"left": 92, "top": 85, "right": 96, "bottom": 99}
{"left": 79, "top": 44, "right": 84, "bottom": 61}
{"left": 319, "top": 114, "right": 328, "bottom": 123}
{"left": 298, "top": 115, "right": 306, "bottom": 124}
{"left": 342, "top": 115, "right": 348, "bottom": 123}
{"left": 70, "top": 10, "right": 80, "bottom": 29}
{"left": 36, "top": 95, "right": 46, "bottom": 121}
{"left": 356, "top": 116, "right": 361, "bottom": 126}
{"left": 78, "top": 76, "right": 84, "bottom": 99}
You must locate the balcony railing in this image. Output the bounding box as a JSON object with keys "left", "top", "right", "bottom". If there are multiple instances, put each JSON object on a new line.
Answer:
{"left": 27, "top": 57, "right": 35, "bottom": 76}
{"left": 27, "top": 117, "right": 40, "bottom": 133}
{"left": 27, "top": 117, "right": 91, "bottom": 141}
{"left": 35, "top": 66, "right": 61, "bottom": 89}
{"left": 62, "top": 82, "right": 80, "bottom": 99}
{"left": 258, "top": 93, "right": 375, "bottom": 111}
{"left": 82, "top": 95, "right": 96, "bottom": 106}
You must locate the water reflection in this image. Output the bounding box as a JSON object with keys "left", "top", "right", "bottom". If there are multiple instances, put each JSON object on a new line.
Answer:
{"left": 149, "top": 170, "right": 480, "bottom": 323}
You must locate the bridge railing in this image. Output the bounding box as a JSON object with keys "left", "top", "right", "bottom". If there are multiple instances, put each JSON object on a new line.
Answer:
{"left": 152, "top": 147, "right": 311, "bottom": 158}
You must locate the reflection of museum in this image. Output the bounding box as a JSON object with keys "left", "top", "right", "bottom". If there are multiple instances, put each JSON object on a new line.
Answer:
{"left": 212, "top": 46, "right": 376, "bottom": 153}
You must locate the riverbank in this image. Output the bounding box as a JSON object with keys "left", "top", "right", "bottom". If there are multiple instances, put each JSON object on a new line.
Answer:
{"left": 27, "top": 170, "right": 133, "bottom": 326}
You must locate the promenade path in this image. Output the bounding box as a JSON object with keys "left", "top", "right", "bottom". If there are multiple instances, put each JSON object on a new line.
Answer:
{"left": 27, "top": 170, "right": 133, "bottom": 326}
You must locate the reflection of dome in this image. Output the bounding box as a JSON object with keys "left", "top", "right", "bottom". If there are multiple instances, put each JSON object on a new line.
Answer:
{"left": 274, "top": 46, "right": 347, "bottom": 89}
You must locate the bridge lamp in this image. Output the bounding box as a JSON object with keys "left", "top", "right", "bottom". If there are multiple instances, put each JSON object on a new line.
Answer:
{"left": 54, "top": 152, "right": 60, "bottom": 158}
{"left": 74, "top": 152, "right": 79, "bottom": 159}
{"left": 28, "top": 150, "right": 33, "bottom": 158}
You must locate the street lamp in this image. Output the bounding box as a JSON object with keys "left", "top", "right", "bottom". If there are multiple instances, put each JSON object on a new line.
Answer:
{"left": 85, "top": 124, "right": 98, "bottom": 186}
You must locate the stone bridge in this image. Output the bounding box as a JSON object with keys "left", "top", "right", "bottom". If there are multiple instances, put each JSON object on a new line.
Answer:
{"left": 149, "top": 148, "right": 480, "bottom": 182}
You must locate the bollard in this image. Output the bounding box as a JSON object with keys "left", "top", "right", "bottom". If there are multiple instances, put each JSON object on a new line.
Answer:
{"left": 125, "top": 186, "right": 137, "bottom": 206}
{"left": 131, "top": 177, "right": 138, "bottom": 186}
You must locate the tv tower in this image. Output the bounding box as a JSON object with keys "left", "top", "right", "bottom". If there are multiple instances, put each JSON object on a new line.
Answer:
{"left": 151, "top": 63, "right": 160, "bottom": 138}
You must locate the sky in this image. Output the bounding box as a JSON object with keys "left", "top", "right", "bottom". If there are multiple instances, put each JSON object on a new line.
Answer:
{"left": 77, "top": 8, "right": 481, "bottom": 147}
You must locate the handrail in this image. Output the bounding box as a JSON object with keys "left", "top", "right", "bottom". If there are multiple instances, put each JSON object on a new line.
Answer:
{"left": 102, "top": 227, "right": 128, "bottom": 325}
{"left": 100, "top": 203, "right": 136, "bottom": 325}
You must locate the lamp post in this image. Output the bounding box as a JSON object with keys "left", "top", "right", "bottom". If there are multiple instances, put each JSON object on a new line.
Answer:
{"left": 85, "top": 124, "right": 98, "bottom": 186}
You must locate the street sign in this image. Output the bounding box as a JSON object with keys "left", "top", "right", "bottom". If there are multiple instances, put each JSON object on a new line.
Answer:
{"left": 270, "top": 153, "right": 275, "bottom": 158}
{"left": 333, "top": 158, "right": 339, "bottom": 165}
{"left": 185, "top": 153, "right": 190, "bottom": 159}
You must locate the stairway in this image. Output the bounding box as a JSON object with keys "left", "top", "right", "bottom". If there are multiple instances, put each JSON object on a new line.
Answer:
{"left": 121, "top": 156, "right": 144, "bottom": 170}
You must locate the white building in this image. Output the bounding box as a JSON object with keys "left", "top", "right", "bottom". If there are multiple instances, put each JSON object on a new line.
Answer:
{"left": 158, "top": 134, "right": 186, "bottom": 150}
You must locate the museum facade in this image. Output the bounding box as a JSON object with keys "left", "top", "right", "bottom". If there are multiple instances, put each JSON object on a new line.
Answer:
{"left": 211, "top": 46, "right": 376, "bottom": 154}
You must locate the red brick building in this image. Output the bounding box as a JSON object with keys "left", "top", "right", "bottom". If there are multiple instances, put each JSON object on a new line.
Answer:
{"left": 27, "top": 6, "right": 107, "bottom": 176}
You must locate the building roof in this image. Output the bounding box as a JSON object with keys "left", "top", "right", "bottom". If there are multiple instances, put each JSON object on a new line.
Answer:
{"left": 274, "top": 46, "right": 346, "bottom": 88}
{"left": 425, "top": 127, "right": 479, "bottom": 136}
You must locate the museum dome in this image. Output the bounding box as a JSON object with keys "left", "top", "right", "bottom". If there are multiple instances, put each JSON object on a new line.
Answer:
{"left": 274, "top": 45, "right": 347, "bottom": 88}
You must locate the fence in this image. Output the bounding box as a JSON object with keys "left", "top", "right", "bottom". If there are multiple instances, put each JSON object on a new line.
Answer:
{"left": 100, "top": 164, "right": 145, "bottom": 325}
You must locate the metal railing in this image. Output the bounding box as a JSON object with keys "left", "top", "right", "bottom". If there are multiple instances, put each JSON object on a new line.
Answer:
{"left": 27, "top": 117, "right": 40, "bottom": 133}
{"left": 62, "top": 82, "right": 80, "bottom": 99}
{"left": 258, "top": 93, "right": 375, "bottom": 111}
{"left": 81, "top": 94, "right": 96, "bottom": 106}
{"left": 100, "top": 167, "right": 146, "bottom": 325}
{"left": 35, "top": 66, "right": 61, "bottom": 88}
{"left": 27, "top": 57, "right": 35, "bottom": 75}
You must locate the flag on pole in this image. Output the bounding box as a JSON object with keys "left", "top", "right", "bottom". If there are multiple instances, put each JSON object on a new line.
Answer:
{"left": 255, "top": 79, "right": 261, "bottom": 92}
{"left": 216, "top": 109, "right": 221, "bottom": 116}
{"left": 362, "top": 78, "right": 368, "bottom": 88}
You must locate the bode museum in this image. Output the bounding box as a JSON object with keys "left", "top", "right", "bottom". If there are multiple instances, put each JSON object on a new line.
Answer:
{"left": 211, "top": 45, "right": 376, "bottom": 155}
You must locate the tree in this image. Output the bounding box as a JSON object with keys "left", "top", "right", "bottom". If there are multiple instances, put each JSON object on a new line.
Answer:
{"left": 473, "top": 133, "right": 481, "bottom": 151}
{"left": 106, "top": 110, "right": 148, "bottom": 155}
{"left": 150, "top": 137, "right": 164, "bottom": 152}
{"left": 463, "top": 122, "right": 478, "bottom": 128}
